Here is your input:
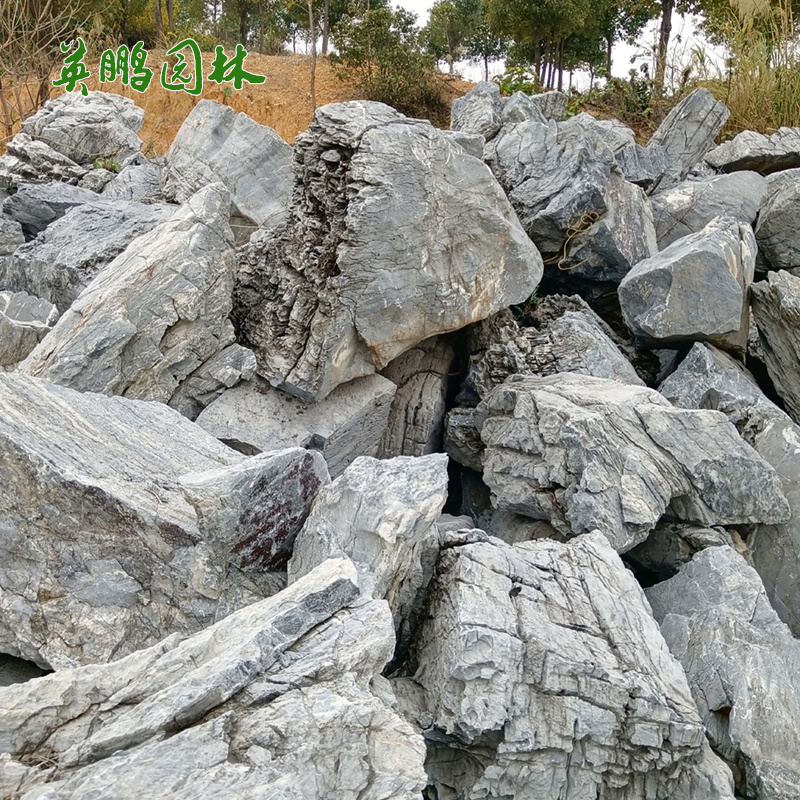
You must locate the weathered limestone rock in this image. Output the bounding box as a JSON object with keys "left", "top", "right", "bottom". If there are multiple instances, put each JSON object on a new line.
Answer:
{"left": 450, "top": 81, "right": 503, "bottom": 140}
{"left": 563, "top": 112, "right": 636, "bottom": 152}
{"left": 378, "top": 337, "right": 453, "bottom": 458}
{"left": 486, "top": 115, "right": 656, "bottom": 285}
{"left": 164, "top": 100, "right": 293, "bottom": 242}
{"left": 78, "top": 167, "right": 115, "bottom": 192}
{"left": 233, "top": 101, "right": 543, "bottom": 402}
{"left": 168, "top": 344, "right": 256, "bottom": 420}
{"left": 0, "top": 133, "right": 88, "bottom": 189}
{"left": 615, "top": 141, "right": 668, "bottom": 189}
{"left": 409, "top": 530, "right": 734, "bottom": 800}
{"left": 660, "top": 341, "right": 800, "bottom": 636}
{"left": 705, "top": 125, "right": 800, "bottom": 173}
{"left": 648, "top": 546, "right": 800, "bottom": 800}
{"left": 3, "top": 182, "right": 98, "bottom": 239}
{"left": 20, "top": 90, "right": 144, "bottom": 165}
{"left": 0, "top": 559, "right": 428, "bottom": 800}
{"left": 754, "top": 168, "right": 800, "bottom": 270}
{"left": 3, "top": 199, "right": 173, "bottom": 312}
{"left": 288, "top": 454, "right": 449, "bottom": 646}
{"left": 648, "top": 88, "right": 730, "bottom": 190}
{"left": 0, "top": 372, "right": 271, "bottom": 669}
{"left": 751, "top": 270, "right": 800, "bottom": 421}
{"left": 499, "top": 91, "right": 547, "bottom": 127}
{"left": 0, "top": 216, "right": 25, "bottom": 284}
{"left": 479, "top": 373, "right": 789, "bottom": 552}
{"left": 444, "top": 407, "right": 485, "bottom": 471}
{"left": 102, "top": 157, "right": 165, "bottom": 202}
{"left": 197, "top": 374, "right": 396, "bottom": 477}
{"left": 526, "top": 89, "right": 568, "bottom": 121}
{"left": 180, "top": 448, "right": 330, "bottom": 573}
{"left": 651, "top": 171, "right": 768, "bottom": 248}
{"left": 19, "top": 183, "right": 237, "bottom": 407}
{"left": 443, "top": 129, "right": 484, "bottom": 158}
{"left": 0, "top": 290, "right": 58, "bottom": 367}
{"left": 619, "top": 216, "right": 756, "bottom": 353}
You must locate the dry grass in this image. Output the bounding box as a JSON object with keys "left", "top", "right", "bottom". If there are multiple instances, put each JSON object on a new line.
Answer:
{"left": 1, "top": 50, "right": 474, "bottom": 155}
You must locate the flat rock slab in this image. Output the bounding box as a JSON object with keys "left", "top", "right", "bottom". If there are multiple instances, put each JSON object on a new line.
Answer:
{"left": 233, "top": 100, "right": 542, "bottom": 402}
{"left": 648, "top": 546, "right": 800, "bottom": 800}
{"left": 409, "top": 530, "right": 733, "bottom": 800}
{"left": 197, "top": 373, "right": 397, "bottom": 478}
{"left": 706, "top": 125, "right": 800, "bottom": 173}
{"left": 619, "top": 215, "right": 755, "bottom": 353}
{"left": 478, "top": 373, "right": 789, "bottom": 552}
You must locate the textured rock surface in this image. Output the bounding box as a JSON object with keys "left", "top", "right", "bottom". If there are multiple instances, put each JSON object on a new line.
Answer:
{"left": 0, "top": 558, "right": 428, "bottom": 800}
{"left": 233, "top": 101, "right": 543, "bottom": 402}
{"left": 648, "top": 88, "right": 730, "bottom": 190}
{"left": 486, "top": 114, "right": 656, "bottom": 284}
{"left": 648, "top": 546, "right": 800, "bottom": 800}
{"left": 19, "top": 183, "right": 237, "bottom": 407}
{"left": 379, "top": 337, "right": 453, "bottom": 458}
{"left": 619, "top": 216, "right": 756, "bottom": 353}
{"left": 0, "top": 372, "right": 270, "bottom": 669}
{"left": 180, "top": 448, "right": 329, "bottom": 573}
{"left": 450, "top": 81, "right": 503, "bottom": 140}
{"left": 754, "top": 168, "right": 800, "bottom": 270}
{"left": 289, "top": 454, "right": 448, "bottom": 656}
{"left": 660, "top": 341, "right": 800, "bottom": 636}
{"left": 164, "top": 100, "right": 293, "bottom": 240}
{"left": 478, "top": 373, "right": 789, "bottom": 551}
{"left": 3, "top": 199, "right": 173, "bottom": 312}
{"left": 751, "top": 270, "right": 800, "bottom": 421}
{"left": 102, "top": 157, "right": 164, "bottom": 202}
{"left": 444, "top": 406, "right": 485, "bottom": 471}
{"left": 0, "top": 133, "right": 88, "bottom": 189}
{"left": 409, "top": 530, "right": 734, "bottom": 800}
{"left": 615, "top": 141, "right": 667, "bottom": 189}
{"left": 651, "top": 171, "right": 768, "bottom": 248}
{"left": 20, "top": 91, "right": 144, "bottom": 165}
{"left": 0, "top": 216, "right": 24, "bottom": 286}
{"left": 706, "top": 125, "right": 800, "bottom": 173}
{"left": 3, "top": 182, "right": 98, "bottom": 239}
{"left": 197, "top": 374, "right": 396, "bottom": 477}
{"left": 0, "top": 290, "right": 58, "bottom": 366}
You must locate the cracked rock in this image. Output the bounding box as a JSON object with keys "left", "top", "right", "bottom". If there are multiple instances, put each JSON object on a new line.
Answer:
{"left": 0, "top": 133, "right": 88, "bottom": 189}
{"left": 233, "top": 100, "right": 542, "bottom": 402}
{"left": 705, "top": 125, "right": 800, "bottom": 174}
{"left": 754, "top": 168, "right": 800, "bottom": 270}
{"left": 2, "top": 182, "right": 98, "bottom": 240}
{"left": 450, "top": 81, "right": 504, "bottom": 140}
{"left": 0, "top": 290, "right": 58, "bottom": 367}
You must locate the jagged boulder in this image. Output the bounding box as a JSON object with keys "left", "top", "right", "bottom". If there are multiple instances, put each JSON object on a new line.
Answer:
{"left": 3, "top": 182, "right": 98, "bottom": 239}
{"left": 619, "top": 216, "right": 756, "bottom": 353}
{"left": 164, "top": 100, "right": 293, "bottom": 242}
{"left": 0, "top": 216, "right": 24, "bottom": 283}
{"left": 478, "top": 373, "right": 789, "bottom": 552}
{"left": 706, "top": 125, "right": 800, "bottom": 173}
{"left": 0, "top": 558, "right": 428, "bottom": 800}
{"left": 0, "top": 290, "right": 58, "bottom": 367}
{"left": 405, "top": 530, "right": 735, "bottom": 800}
{"left": 197, "top": 374, "right": 397, "bottom": 477}
{"left": 450, "top": 81, "right": 504, "bottom": 140}
{"left": 648, "top": 546, "right": 800, "bottom": 800}
{"left": 102, "top": 156, "right": 165, "bottom": 202}
{"left": 19, "top": 183, "right": 237, "bottom": 410}
{"left": 660, "top": 341, "right": 800, "bottom": 636}
{"left": 233, "top": 101, "right": 543, "bottom": 402}
{"left": 651, "top": 171, "right": 768, "bottom": 248}
{"left": 3, "top": 199, "right": 173, "bottom": 312}
{"left": 754, "top": 168, "right": 800, "bottom": 270}
{"left": 0, "top": 133, "right": 89, "bottom": 189}
{"left": 615, "top": 141, "right": 668, "bottom": 189}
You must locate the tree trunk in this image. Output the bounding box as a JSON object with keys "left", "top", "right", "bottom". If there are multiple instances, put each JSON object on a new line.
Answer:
{"left": 154, "top": 0, "right": 163, "bottom": 39}
{"left": 322, "top": 0, "right": 330, "bottom": 55}
{"left": 448, "top": 56, "right": 454, "bottom": 74}
{"left": 239, "top": 0, "right": 249, "bottom": 44}
{"left": 165, "top": 0, "right": 174, "bottom": 32}
{"left": 308, "top": 0, "right": 317, "bottom": 109}
{"left": 484, "top": 53, "right": 488, "bottom": 82}
{"left": 606, "top": 35, "right": 613, "bottom": 77}
{"left": 557, "top": 39, "right": 564, "bottom": 91}
{"left": 656, "top": 0, "right": 675, "bottom": 90}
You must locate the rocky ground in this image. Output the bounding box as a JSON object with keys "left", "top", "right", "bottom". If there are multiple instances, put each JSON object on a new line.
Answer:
{"left": 0, "top": 85, "right": 798, "bottom": 799}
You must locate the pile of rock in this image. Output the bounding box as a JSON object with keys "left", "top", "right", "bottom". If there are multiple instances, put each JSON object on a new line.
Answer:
{"left": 1, "top": 86, "right": 799, "bottom": 799}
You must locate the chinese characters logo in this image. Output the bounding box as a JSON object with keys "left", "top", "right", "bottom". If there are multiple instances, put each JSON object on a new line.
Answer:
{"left": 54, "top": 39, "right": 266, "bottom": 96}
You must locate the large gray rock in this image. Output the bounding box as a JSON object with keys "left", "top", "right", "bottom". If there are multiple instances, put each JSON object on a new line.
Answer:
{"left": 619, "top": 216, "right": 756, "bottom": 353}
{"left": 647, "top": 88, "right": 730, "bottom": 190}
{"left": 233, "top": 101, "right": 543, "bottom": 402}
{"left": 0, "top": 216, "right": 25, "bottom": 286}
{"left": 648, "top": 546, "right": 800, "bottom": 800}
{"left": 20, "top": 90, "right": 144, "bottom": 165}
{"left": 478, "top": 373, "right": 789, "bottom": 552}
{"left": 751, "top": 270, "right": 800, "bottom": 421}
{"left": 164, "top": 100, "right": 293, "bottom": 242}
{"left": 0, "top": 134, "right": 88, "bottom": 189}
{"left": 651, "top": 171, "right": 768, "bottom": 248}
{"left": 486, "top": 115, "right": 656, "bottom": 285}
{"left": 407, "top": 530, "right": 734, "bottom": 800}
{"left": 197, "top": 373, "right": 396, "bottom": 477}
{"left": 450, "top": 81, "right": 503, "bottom": 140}
{"left": 2, "top": 182, "right": 98, "bottom": 239}
{"left": 705, "top": 125, "right": 800, "bottom": 173}
{"left": 19, "top": 183, "right": 237, "bottom": 409}
{"left": 102, "top": 157, "right": 164, "bottom": 202}
{"left": 0, "top": 558, "right": 428, "bottom": 800}
{"left": 660, "top": 341, "right": 800, "bottom": 635}
{"left": 3, "top": 199, "right": 173, "bottom": 312}
{"left": 0, "top": 290, "right": 58, "bottom": 367}
{"left": 289, "top": 453, "right": 449, "bottom": 652}
{"left": 378, "top": 337, "right": 453, "bottom": 458}
{"left": 754, "top": 168, "right": 800, "bottom": 270}
{"left": 615, "top": 141, "right": 668, "bottom": 189}
{"left": 0, "top": 372, "right": 275, "bottom": 669}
